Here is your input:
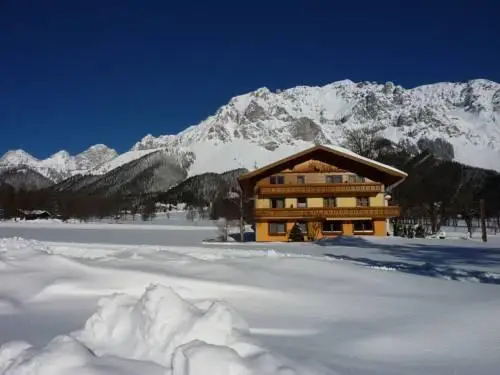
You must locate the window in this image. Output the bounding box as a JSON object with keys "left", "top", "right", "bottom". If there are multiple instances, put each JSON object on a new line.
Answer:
{"left": 269, "top": 222, "right": 286, "bottom": 234}
{"left": 270, "top": 175, "right": 284, "bottom": 184}
{"left": 297, "top": 197, "right": 307, "bottom": 208}
{"left": 296, "top": 175, "right": 305, "bottom": 184}
{"left": 326, "top": 175, "right": 343, "bottom": 184}
{"left": 322, "top": 221, "right": 343, "bottom": 232}
{"left": 271, "top": 198, "right": 285, "bottom": 208}
{"left": 323, "top": 197, "right": 336, "bottom": 208}
{"left": 348, "top": 174, "right": 365, "bottom": 183}
{"left": 356, "top": 196, "right": 370, "bottom": 207}
{"left": 353, "top": 220, "right": 373, "bottom": 232}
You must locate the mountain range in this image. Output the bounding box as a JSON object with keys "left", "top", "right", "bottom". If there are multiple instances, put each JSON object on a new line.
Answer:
{"left": 0, "top": 145, "right": 118, "bottom": 182}
{"left": 1, "top": 78, "right": 499, "bottom": 193}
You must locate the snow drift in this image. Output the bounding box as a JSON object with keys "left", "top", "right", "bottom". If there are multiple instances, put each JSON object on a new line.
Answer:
{"left": 0, "top": 285, "right": 321, "bottom": 375}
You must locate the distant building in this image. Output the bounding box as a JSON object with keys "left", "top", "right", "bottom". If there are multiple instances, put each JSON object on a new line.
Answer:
{"left": 237, "top": 145, "right": 407, "bottom": 241}
{"left": 18, "top": 210, "right": 52, "bottom": 220}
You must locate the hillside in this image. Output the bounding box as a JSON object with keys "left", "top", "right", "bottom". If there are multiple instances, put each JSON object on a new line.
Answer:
{"left": 49, "top": 150, "right": 187, "bottom": 196}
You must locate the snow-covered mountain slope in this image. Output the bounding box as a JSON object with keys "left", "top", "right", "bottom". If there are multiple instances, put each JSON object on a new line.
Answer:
{"left": 0, "top": 145, "right": 118, "bottom": 182}
{"left": 0, "top": 167, "right": 54, "bottom": 191}
{"left": 133, "top": 79, "right": 500, "bottom": 173}
{"left": 50, "top": 150, "right": 187, "bottom": 196}
{"left": 88, "top": 149, "right": 160, "bottom": 175}
{"left": 158, "top": 168, "right": 247, "bottom": 204}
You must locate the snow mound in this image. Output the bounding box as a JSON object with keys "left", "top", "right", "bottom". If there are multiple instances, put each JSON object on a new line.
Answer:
{"left": 0, "top": 285, "right": 321, "bottom": 375}
{"left": 0, "top": 237, "right": 53, "bottom": 260}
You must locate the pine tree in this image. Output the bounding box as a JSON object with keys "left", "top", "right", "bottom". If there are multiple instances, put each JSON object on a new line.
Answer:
{"left": 289, "top": 223, "right": 304, "bottom": 242}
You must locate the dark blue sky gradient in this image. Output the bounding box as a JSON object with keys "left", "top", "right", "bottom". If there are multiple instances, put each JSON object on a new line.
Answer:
{"left": 1, "top": 0, "right": 498, "bottom": 157}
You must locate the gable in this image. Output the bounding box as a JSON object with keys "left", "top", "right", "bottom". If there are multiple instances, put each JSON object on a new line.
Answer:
{"left": 238, "top": 145, "right": 407, "bottom": 195}
{"left": 280, "top": 159, "right": 343, "bottom": 173}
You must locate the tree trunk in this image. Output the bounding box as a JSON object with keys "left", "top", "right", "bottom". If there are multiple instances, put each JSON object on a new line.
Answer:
{"left": 480, "top": 199, "right": 487, "bottom": 242}
{"left": 239, "top": 194, "right": 245, "bottom": 242}
{"left": 429, "top": 204, "right": 438, "bottom": 234}
{"left": 464, "top": 214, "right": 473, "bottom": 237}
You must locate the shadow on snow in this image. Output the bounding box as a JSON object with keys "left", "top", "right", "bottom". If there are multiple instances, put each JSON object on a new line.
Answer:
{"left": 316, "top": 236, "right": 500, "bottom": 285}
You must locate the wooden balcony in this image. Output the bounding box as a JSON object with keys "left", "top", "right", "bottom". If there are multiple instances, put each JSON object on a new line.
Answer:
{"left": 254, "top": 206, "right": 400, "bottom": 219}
{"left": 257, "top": 183, "right": 382, "bottom": 197}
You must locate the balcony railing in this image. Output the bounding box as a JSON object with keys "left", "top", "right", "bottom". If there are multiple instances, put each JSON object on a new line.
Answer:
{"left": 254, "top": 206, "right": 400, "bottom": 219}
{"left": 257, "top": 183, "right": 382, "bottom": 196}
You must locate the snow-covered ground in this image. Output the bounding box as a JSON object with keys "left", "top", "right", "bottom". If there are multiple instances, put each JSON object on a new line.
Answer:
{"left": 1, "top": 218, "right": 500, "bottom": 375}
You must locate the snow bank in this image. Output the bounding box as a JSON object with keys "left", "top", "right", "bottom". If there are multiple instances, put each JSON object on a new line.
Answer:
{"left": 0, "top": 237, "right": 52, "bottom": 259}
{"left": 0, "top": 285, "right": 319, "bottom": 375}
{"left": 0, "top": 221, "right": 215, "bottom": 231}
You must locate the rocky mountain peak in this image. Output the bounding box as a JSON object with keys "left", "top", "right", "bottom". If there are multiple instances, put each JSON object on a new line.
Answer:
{"left": 0, "top": 149, "right": 39, "bottom": 166}
{"left": 0, "top": 144, "right": 118, "bottom": 182}
{"left": 131, "top": 79, "right": 500, "bottom": 174}
{"left": 75, "top": 144, "right": 118, "bottom": 171}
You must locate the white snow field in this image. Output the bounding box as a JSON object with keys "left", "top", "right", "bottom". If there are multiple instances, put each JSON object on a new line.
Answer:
{"left": 0, "top": 219, "right": 500, "bottom": 375}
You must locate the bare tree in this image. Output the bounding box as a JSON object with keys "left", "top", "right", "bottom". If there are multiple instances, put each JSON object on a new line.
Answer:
{"left": 417, "top": 137, "right": 455, "bottom": 161}
{"left": 307, "top": 220, "right": 322, "bottom": 241}
{"left": 341, "top": 125, "right": 387, "bottom": 158}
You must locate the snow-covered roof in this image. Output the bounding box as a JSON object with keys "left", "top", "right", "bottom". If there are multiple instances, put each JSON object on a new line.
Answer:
{"left": 18, "top": 209, "right": 51, "bottom": 215}
{"left": 238, "top": 145, "right": 407, "bottom": 188}
{"left": 325, "top": 144, "right": 408, "bottom": 177}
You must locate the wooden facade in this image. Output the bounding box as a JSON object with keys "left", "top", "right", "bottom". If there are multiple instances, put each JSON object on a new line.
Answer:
{"left": 254, "top": 206, "right": 400, "bottom": 220}
{"left": 257, "top": 183, "right": 383, "bottom": 196}
{"left": 238, "top": 145, "right": 408, "bottom": 242}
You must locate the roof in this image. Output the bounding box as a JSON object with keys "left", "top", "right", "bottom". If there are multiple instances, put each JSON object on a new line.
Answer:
{"left": 18, "top": 209, "right": 51, "bottom": 215}
{"left": 238, "top": 145, "right": 407, "bottom": 193}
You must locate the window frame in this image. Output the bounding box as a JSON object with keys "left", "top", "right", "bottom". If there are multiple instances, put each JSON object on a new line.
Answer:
{"left": 269, "top": 222, "right": 287, "bottom": 235}
{"left": 348, "top": 174, "right": 366, "bottom": 183}
{"left": 356, "top": 196, "right": 370, "bottom": 207}
{"left": 270, "top": 175, "right": 285, "bottom": 185}
{"left": 325, "top": 175, "right": 343, "bottom": 184}
{"left": 353, "top": 220, "right": 374, "bottom": 233}
{"left": 297, "top": 197, "right": 307, "bottom": 208}
{"left": 271, "top": 197, "right": 285, "bottom": 208}
{"left": 323, "top": 197, "right": 337, "bottom": 208}
{"left": 296, "top": 175, "right": 305, "bottom": 184}
{"left": 322, "top": 220, "right": 343, "bottom": 233}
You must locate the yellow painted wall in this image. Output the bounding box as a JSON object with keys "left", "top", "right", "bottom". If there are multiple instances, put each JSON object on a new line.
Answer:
{"left": 373, "top": 219, "right": 387, "bottom": 236}
{"left": 307, "top": 197, "right": 323, "bottom": 208}
{"left": 256, "top": 221, "right": 295, "bottom": 242}
{"left": 369, "top": 193, "right": 385, "bottom": 207}
{"left": 343, "top": 221, "right": 354, "bottom": 235}
{"left": 255, "top": 198, "right": 270, "bottom": 209}
{"left": 336, "top": 197, "right": 356, "bottom": 207}
{"left": 255, "top": 195, "right": 386, "bottom": 209}
{"left": 255, "top": 222, "right": 268, "bottom": 242}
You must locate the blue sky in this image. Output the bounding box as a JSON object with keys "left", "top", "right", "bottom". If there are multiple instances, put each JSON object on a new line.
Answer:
{"left": 1, "top": 0, "right": 498, "bottom": 158}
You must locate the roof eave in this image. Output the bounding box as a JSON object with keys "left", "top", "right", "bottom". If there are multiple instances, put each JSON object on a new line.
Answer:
{"left": 238, "top": 145, "right": 407, "bottom": 184}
